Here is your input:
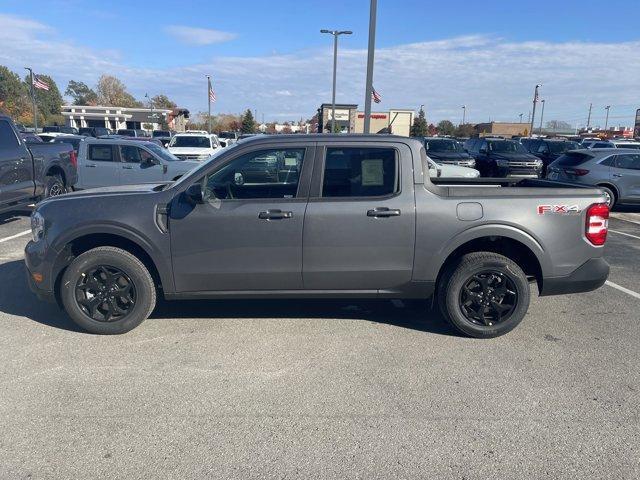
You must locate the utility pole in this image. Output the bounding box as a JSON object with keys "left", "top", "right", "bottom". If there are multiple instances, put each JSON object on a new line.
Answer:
{"left": 586, "top": 103, "right": 592, "bottom": 130}
{"left": 363, "top": 0, "right": 377, "bottom": 134}
{"left": 321, "top": 29, "right": 353, "bottom": 133}
{"left": 529, "top": 84, "right": 541, "bottom": 137}
{"left": 519, "top": 113, "right": 523, "bottom": 123}
{"left": 604, "top": 105, "right": 611, "bottom": 131}
{"left": 538, "top": 99, "right": 546, "bottom": 134}
{"left": 461, "top": 105, "right": 466, "bottom": 126}
{"left": 24, "top": 67, "right": 38, "bottom": 131}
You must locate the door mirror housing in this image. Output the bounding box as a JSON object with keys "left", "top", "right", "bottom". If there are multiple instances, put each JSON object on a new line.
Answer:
{"left": 184, "top": 183, "right": 204, "bottom": 204}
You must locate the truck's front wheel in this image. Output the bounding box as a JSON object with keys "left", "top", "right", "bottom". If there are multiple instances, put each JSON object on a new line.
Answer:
{"left": 59, "top": 247, "right": 156, "bottom": 334}
{"left": 438, "top": 252, "right": 530, "bottom": 338}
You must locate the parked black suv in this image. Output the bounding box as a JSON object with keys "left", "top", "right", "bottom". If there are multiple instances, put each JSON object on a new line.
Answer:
{"left": 79, "top": 127, "right": 111, "bottom": 137}
{"left": 464, "top": 138, "right": 543, "bottom": 177}
{"left": 520, "top": 138, "right": 580, "bottom": 175}
{"left": 420, "top": 137, "right": 475, "bottom": 168}
{"left": 42, "top": 125, "right": 78, "bottom": 134}
{"left": 117, "top": 129, "right": 149, "bottom": 138}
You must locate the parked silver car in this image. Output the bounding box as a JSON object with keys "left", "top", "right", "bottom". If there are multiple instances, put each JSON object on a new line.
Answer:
{"left": 547, "top": 148, "right": 640, "bottom": 207}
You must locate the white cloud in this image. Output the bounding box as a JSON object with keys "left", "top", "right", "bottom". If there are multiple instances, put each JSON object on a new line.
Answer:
{"left": 1, "top": 13, "right": 639, "bottom": 126}
{"left": 164, "top": 25, "right": 237, "bottom": 46}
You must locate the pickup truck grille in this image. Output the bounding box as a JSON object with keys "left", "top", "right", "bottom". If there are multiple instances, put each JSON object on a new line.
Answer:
{"left": 174, "top": 154, "right": 209, "bottom": 161}
{"left": 507, "top": 161, "right": 540, "bottom": 177}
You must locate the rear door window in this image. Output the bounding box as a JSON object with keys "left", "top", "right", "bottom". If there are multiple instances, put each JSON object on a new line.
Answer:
{"left": 615, "top": 154, "right": 640, "bottom": 170}
{"left": 88, "top": 145, "right": 117, "bottom": 162}
{"left": 322, "top": 147, "right": 398, "bottom": 198}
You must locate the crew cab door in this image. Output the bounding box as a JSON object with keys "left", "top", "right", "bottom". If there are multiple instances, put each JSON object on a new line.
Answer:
{"left": 0, "top": 119, "right": 34, "bottom": 204}
{"left": 80, "top": 143, "right": 121, "bottom": 188}
{"left": 119, "top": 144, "right": 164, "bottom": 184}
{"left": 169, "top": 144, "right": 314, "bottom": 292}
{"left": 302, "top": 143, "right": 416, "bottom": 290}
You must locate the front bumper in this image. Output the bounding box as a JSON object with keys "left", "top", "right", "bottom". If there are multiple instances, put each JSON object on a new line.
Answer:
{"left": 24, "top": 239, "right": 57, "bottom": 303}
{"left": 540, "top": 257, "right": 609, "bottom": 296}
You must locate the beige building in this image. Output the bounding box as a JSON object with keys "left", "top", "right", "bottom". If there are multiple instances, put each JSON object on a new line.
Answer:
{"left": 354, "top": 110, "right": 414, "bottom": 137}
{"left": 474, "top": 122, "right": 530, "bottom": 138}
{"left": 62, "top": 105, "right": 190, "bottom": 132}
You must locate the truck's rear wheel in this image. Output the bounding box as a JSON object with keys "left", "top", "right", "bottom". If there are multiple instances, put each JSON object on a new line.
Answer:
{"left": 44, "top": 174, "right": 66, "bottom": 198}
{"left": 59, "top": 247, "right": 156, "bottom": 334}
{"left": 437, "top": 252, "right": 530, "bottom": 338}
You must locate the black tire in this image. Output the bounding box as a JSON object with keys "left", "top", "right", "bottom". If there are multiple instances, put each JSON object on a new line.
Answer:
{"left": 59, "top": 247, "right": 156, "bottom": 334}
{"left": 44, "top": 174, "right": 66, "bottom": 198}
{"left": 597, "top": 185, "right": 617, "bottom": 208}
{"left": 437, "top": 252, "right": 530, "bottom": 338}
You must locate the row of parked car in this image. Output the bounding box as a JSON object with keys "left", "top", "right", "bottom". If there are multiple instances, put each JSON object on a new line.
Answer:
{"left": 419, "top": 135, "right": 640, "bottom": 207}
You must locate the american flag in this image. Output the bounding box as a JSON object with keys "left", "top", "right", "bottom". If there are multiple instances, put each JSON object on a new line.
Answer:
{"left": 208, "top": 78, "right": 216, "bottom": 102}
{"left": 371, "top": 86, "right": 381, "bottom": 104}
{"left": 33, "top": 75, "right": 50, "bottom": 91}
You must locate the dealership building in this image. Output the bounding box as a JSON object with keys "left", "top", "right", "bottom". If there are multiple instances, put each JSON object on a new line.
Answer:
{"left": 61, "top": 105, "right": 190, "bottom": 132}
{"left": 316, "top": 103, "right": 415, "bottom": 137}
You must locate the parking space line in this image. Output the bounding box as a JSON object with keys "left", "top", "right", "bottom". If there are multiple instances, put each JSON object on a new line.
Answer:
{"left": 0, "top": 230, "right": 31, "bottom": 243}
{"left": 609, "top": 230, "right": 640, "bottom": 241}
{"left": 611, "top": 213, "right": 640, "bottom": 226}
{"left": 605, "top": 281, "right": 640, "bottom": 300}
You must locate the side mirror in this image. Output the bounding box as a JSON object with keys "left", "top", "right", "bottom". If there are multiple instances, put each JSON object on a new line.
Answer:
{"left": 184, "top": 183, "right": 204, "bottom": 204}
{"left": 234, "top": 172, "right": 244, "bottom": 185}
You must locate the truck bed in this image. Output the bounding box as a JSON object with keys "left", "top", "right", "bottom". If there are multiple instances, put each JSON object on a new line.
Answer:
{"left": 430, "top": 177, "right": 601, "bottom": 198}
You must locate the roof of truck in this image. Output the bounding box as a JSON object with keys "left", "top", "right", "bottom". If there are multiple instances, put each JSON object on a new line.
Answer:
{"left": 237, "top": 133, "right": 417, "bottom": 145}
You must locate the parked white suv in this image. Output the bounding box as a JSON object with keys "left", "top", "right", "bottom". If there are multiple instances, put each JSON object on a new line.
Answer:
{"left": 168, "top": 132, "right": 222, "bottom": 161}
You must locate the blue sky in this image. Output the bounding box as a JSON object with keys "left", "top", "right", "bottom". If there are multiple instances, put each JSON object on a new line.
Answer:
{"left": 1, "top": 0, "right": 639, "bottom": 126}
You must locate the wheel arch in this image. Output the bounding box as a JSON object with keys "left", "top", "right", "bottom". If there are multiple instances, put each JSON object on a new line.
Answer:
{"left": 45, "top": 164, "right": 66, "bottom": 185}
{"left": 595, "top": 182, "right": 619, "bottom": 202}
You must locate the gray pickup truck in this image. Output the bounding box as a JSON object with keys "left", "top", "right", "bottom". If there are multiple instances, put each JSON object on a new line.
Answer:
{"left": 25, "top": 135, "right": 610, "bottom": 337}
{"left": 1, "top": 114, "right": 77, "bottom": 214}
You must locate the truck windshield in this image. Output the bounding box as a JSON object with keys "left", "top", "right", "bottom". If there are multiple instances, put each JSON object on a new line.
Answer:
{"left": 170, "top": 136, "right": 211, "bottom": 148}
{"left": 489, "top": 141, "right": 526, "bottom": 153}
{"left": 426, "top": 139, "right": 463, "bottom": 152}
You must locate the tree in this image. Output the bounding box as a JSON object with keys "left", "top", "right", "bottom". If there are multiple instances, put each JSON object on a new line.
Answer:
{"left": 281, "top": 123, "right": 293, "bottom": 134}
{"left": 65, "top": 80, "right": 98, "bottom": 106}
{"left": 427, "top": 123, "right": 438, "bottom": 136}
{"left": 25, "top": 74, "right": 63, "bottom": 124}
{"left": 96, "top": 75, "right": 142, "bottom": 108}
{"left": 240, "top": 109, "right": 257, "bottom": 133}
{"left": 546, "top": 120, "right": 572, "bottom": 131}
{"left": 410, "top": 107, "right": 428, "bottom": 137}
{"left": 151, "top": 94, "right": 177, "bottom": 110}
{"left": 265, "top": 122, "right": 277, "bottom": 134}
{"left": 454, "top": 123, "right": 475, "bottom": 138}
{"left": 0, "top": 65, "right": 30, "bottom": 119}
{"left": 437, "top": 120, "right": 455, "bottom": 136}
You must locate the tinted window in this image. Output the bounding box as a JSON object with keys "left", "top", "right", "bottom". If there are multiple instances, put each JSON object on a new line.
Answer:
{"left": 204, "top": 148, "right": 305, "bottom": 200}
{"left": 615, "top": 154, "right": 640, "bottom": 170}
{"left": 548, "top": 141, "right": 579, "bottom": 153}
{"left": 170, "top": 136, "right": 211, "bottom": 148}
{"left": 88, "top": 145, "right": 116, "bottom": 162}
{"left": 322, "top": 147, "right": 397, "bottom": 198}
{"left": 145, "top": 143, "right": 178, "bottom": 162}
{"left": 599, "top": 155, "right": 616, "bottom": 167}
{"left": 488, "top": 140, "right": 526, "bottom": 153}
{"left": 425, "top": 139, "right": 462, "bottom": 152}
{"left": 593, "top": 142, "right": 612, "bottom": 148}
{"left": 117, "top": 129, "right": 136, "bottom": 137}
{"left": 555, "top": 152, "right": 592, "bottom": 166}
{"left": 152, "top": 130, "right": 171, "bottom": 138}
{"left": 120, "top": 145, "right": 154, "bottom": 163}
{"left": 616, "top": 143, "right": 640, "bottom": 150}
{"left": 0, "top": 120, "right": 20, "bottom": 148}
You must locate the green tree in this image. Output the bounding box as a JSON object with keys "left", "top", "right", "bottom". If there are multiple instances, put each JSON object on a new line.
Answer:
{"left": 454, "top": 123, "right": 475, "bottom": 138}
{"left": 65, "top": 80, "right": 98, "bottom": 105}
{"left": 410, "top": 107, "right": 428, "bottom": 137}
{"left": 437, "top": 120, "right": 455, "bottom": 136}
{"left": 96, "top": 75, "right": 142, "bottom": 108}
{"left": 151, "top": 94, "right": 177, "bottom": 110}
{"left": 240, "top": 109, "right": 257, "bottom": 133}
{"left": 0, "top": 65, "right": 29, "bottom": 119}
{"left": 24, "top": 74, "right": 63, "bottom": 124}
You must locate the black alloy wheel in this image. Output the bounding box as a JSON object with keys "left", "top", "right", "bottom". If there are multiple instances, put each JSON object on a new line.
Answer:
{"left": 75, "top": 265, "right": 136, "bottom": 322}
{"left": 459, "top": 271, "right": 517, "bottom": 326}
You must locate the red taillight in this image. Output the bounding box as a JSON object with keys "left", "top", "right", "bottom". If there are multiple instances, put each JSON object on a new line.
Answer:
{"left": 585, "top": 203, "right": 609, "bottom": 246}
{"left": 564, "top": 168, "right": 589, "bottom": 176}
{"left": 69, "top": 150, "right": 77, "bottom": 168}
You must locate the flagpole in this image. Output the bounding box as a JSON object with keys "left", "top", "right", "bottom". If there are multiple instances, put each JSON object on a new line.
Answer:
{"left": 24, "top": 67, "right": 38, "bottom": 132}
{"left": 206, "top": 75, "right": 211, "bottom": 134}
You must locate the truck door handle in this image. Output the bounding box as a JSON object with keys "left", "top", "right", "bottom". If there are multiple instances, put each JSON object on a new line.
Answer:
{"left": 85, "top": 164, "right": 97, "bottom": 168}
{"left": 258, "top": 209, "right": 293, "bottom": 220}
{"left": 367, "top": 207, "right": 401, "bottom": 218}
{"left": 612, "top": 173, "right": 623, "bottom": 177}
{"left": 122, "top": 165, "right": 134, "bottom": 170}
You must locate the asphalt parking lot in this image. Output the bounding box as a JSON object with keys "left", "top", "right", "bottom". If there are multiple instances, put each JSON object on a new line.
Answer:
{"left": 0, "top": 209, "right": 639, "bottom": 479}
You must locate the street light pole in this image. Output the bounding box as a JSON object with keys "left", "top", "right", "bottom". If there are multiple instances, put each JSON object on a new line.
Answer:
{"left": 519, "top": 113, "right": 523, "bottom": 123}
{"left": 604, "top": 105, "right": 611, "bottom": 131}
{"left": 24, "top": 67, "right": 37, "bottom": 131}
{"left": 538, "top": 99, "right": 545, "bottom": 134}
{"left": 461, "top": 105, "right": 466, "bottom": 126}
{"left": 363, "top": 0, "right": 377, "bottom": 134}
{"left": 529, "top": 84, "right": 541, "bottom": 137}
{"left": 321, "top": 29, "right": 352, "bottom": 133}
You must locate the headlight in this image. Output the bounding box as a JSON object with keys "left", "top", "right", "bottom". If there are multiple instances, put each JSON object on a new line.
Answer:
{"left": 31, "top": 211, "right": 45, "bottom": 242}
{"left": 534, "top": 159, "right": 543, "bottom": 168}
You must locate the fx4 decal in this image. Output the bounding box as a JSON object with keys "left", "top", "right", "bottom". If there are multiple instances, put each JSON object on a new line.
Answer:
{"left": 537, "top": 205, "right": 581, "bottom": 215}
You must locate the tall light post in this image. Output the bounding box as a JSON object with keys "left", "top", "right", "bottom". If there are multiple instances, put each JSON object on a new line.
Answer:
{"left": 363, "top": 0, "right": 377, "bottom": 134}
{"left": 538, "top": 99, "right": 546, "bottom": 134}
{"left": 519, "top": 113, "right": 523, "bottom": 123}
{"left": 529, "top": 84, "right": 541, "bottom": 137}
{"left": 604, "top": 105, "right": 611, "bottom": 131}
{"left": 461, "top": 105, "right": 466, "bottom": 126}
{"left": 321, "top": 29, "right": 352, "bottom": 133}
